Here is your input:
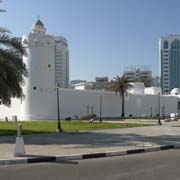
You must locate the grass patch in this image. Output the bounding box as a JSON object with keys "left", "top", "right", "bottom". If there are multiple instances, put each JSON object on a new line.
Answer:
{"left": 124, "top": 117, "right": 165, "bottom": 120}
{"left": 0, "top": 121, "right": 154, "bottom": 136}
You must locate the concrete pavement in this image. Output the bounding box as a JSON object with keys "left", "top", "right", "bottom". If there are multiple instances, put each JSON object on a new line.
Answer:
{"left": 0, "top": 121, "right": 180, "bottom": 165}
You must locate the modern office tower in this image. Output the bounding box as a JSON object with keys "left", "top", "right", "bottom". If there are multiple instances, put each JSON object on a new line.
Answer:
{"left": 124, "top": 65, "right": 152, "bottom": 85}
{"left": 55, "top": 36, "right": 69, "bottom": 88}
{"left": 160, "top": 35, "right": 180, "bottom": 94}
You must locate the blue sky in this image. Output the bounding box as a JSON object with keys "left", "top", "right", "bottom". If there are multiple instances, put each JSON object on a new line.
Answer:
{"left": 0, "top": 0, "right": 180, "bottom": 81}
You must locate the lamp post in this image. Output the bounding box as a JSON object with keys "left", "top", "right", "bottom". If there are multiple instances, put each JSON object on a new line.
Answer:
{"left": 158, "top": 93, "right": 162, "bottom": 125}
{"left": 91, "top": 106, "right": 94, "bottom": 115}
{"left": 162, "top": 104, "right": 165, "bottom": 119}
{"left": 56, "top": 83, "right": 63, "bottom": 132}
{"left": 87, "top": 105, "right": 89, "bottom": 116}
{"left": 99, "top": 96, "right": 102, "bottom": 122}
{"left": 150, "top": 107, "right": 152, "bottom": 117}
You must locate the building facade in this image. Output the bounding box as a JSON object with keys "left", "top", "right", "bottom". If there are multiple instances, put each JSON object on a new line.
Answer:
{"left": 94, "top": 77, "right": 109, "bottom": 90}
{"left": 72, "top": 77, "right": 109, "bottom": 91}
{"left": 55, "top": 36, "right": 69, "bottom": 88}
{"left": 0, "top": 89, "right": 178, "bottom": 120}
{"left": 74, "top": 82, "right": 94, "bottom": 90}
{"left": 160, "top": 35, "right": 180, "bottom": 94}
{"left": 70, "top": 80, "right": 86, "bottom": 86}
{"left": 124, "top": 65, "right": 152, "bottom": 86}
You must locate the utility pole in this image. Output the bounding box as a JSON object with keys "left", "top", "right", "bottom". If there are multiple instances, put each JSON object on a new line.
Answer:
{"left": 56, "top": 83, "right": 63, "bottom": 132}
{"left": 99, "top": 96, "right": 102, "bottom": 122}
{"left": 158, "top": 93, "right": 162, "bottom": 125}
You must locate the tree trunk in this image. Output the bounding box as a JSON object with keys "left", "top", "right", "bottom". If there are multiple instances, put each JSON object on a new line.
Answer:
{"left": 121, "top": 93, "right": 125, "bottom": 118}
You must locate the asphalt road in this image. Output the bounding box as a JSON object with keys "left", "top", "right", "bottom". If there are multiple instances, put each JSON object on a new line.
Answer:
{"left": 1, "top": 150, "right": 180, "bottom": 180}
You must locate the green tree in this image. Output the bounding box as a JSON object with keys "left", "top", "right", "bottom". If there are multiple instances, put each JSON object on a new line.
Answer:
{"left": 138, "top": 76, "right": 152, "bottom": 87}
{"left": 110, "top": 75, "right": 132, "bottom": 118}
{"left": 0, "top": 28, "right": 27, "bottom": 106}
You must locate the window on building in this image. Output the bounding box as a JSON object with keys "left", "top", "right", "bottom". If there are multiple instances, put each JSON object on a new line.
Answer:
{"left": 163, "top": 58, "right": 168, "bottom": 61}
{"left": 171, "top": 39, "right": 180, "bottom": 49}
{"left": 164, "top": 41, "right": 168, "bottom": 49}
{"left": 163, "top": 66, "right": 168, "bottom": 69}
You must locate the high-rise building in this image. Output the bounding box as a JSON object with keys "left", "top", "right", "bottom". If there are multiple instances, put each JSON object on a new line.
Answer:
{"left": 55, "top": 36, "right": 69, "bottom": 88}
{"left": 124, "top": 65, "right": 152, "bottom": 86}
{"left": 159, "top": 35, "right": 180, "bottom": 94}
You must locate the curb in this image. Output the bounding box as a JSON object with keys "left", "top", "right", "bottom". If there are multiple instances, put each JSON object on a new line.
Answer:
{"left": 0, "top": 144, "right": 177, "bottom": 166}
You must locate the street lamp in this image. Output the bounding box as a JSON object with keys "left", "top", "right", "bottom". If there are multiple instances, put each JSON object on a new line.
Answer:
{"left": 150, "top": 107, "right": 152, "bottom": 117}
{"left": 99, "top": 96, "right": 102, "bottom": 122}
{"left": 162, "top": 104, "right": 165, "bottom": 119}
{"left": 91, "top": 106, "right": 94, "bottom": 115}
{"left": 158, "top": 93, "right": 162, "bottom": 125}
{"left": 86, "top": 105, "right": 89, "bottom": 116}
{"left": 56, "top": 83, "right": 63, "bottom": 132}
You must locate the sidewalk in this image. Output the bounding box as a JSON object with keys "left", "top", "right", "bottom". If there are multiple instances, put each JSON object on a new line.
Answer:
{"left": 0, "top": 121, "right": 180, "bottom": 165}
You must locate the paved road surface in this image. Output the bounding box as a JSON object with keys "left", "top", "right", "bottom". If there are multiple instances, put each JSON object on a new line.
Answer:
{"left": 0, "top": 149, "right": 180, "bottom": 180}
{"left": 1, "top": 121, "right": 180, "bottom": 160}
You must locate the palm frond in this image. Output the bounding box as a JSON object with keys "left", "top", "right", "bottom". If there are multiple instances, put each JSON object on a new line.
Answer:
{"left": 0, "top": 27, "right": 11, "bottom": 33}
{"left": 0, "top": 30, "right": 27, "bottom": 106}
{"left": 0, "top": 33, "right": 26, "bottom": 55}
{"left": 109, "top": 75, "right": 132, "bottom": 97}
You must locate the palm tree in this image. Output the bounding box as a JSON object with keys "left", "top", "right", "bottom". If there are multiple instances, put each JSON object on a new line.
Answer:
{"left": 0, "top": 28, "right": 27, "bottom": 106}
{"left": 110, "top": 75, "right": 132, "bottom": 118}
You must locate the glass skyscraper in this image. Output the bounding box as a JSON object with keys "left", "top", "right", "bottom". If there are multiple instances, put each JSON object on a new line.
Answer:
{"left": 160, "top": 35, "right": 180, "bottom": 94}
{"left": 55, "top": 36, "right": 69, "bottom": 88}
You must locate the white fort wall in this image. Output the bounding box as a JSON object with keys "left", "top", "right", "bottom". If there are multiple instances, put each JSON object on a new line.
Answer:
{"left": 0, "top": 98, "right": 21, "bottom": 120}
{"left": 0, "top": 89, "right": 178, "bottom": 120}
{"left": 58, "top": 89, "right": 178, "bottom": 119}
